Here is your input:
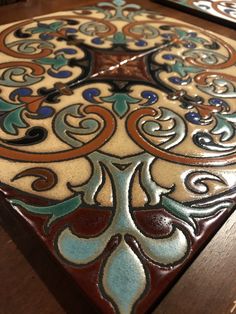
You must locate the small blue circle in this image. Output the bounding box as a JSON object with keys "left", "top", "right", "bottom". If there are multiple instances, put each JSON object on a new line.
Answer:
{"left": 209, "top": 98, "right": 228, "bottom": 110}
{"left": 162, "top": 33, "right": 172, "bottom": 39}
{"left": 66, "top": 28, "right": 77, "bottom": 33}
{"left": 141, "top": 91, "right": 158, "bottom": 105}
{"left": 37, "top": 106, "right": 54, "bottom": 118}
{"left": 183, "top": 42, "right": 196, "bottom": 49}
{"left": 162, "top": 54, "right": 175, "bottom": 60}
{"left": 39, "top": 33, "right": 53, "bottom": 40}
{"left": 185, "top": 112, "right": 202, "bottom": 125}
{"left": 92, "top": 37, "right": 103, "bottom": 45}
{"left": 169, "top": 77, "right": 182, "bottom": 85}
{"left": 209, "top": 98, "right": 223, "bottom": 105}
{"left": 83, "top": 88, "right": 100, "bottom": 103}
{"left": 136, "top": 40, "right": 147, "bottom": 47}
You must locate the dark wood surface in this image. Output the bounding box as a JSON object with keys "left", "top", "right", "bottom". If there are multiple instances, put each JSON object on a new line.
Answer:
{"left": 0, "top": 1, "right": 236, "bottom": 313}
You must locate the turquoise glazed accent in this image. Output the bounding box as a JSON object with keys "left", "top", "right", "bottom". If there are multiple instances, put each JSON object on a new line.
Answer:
{"left": 0, "top": 0, "right": 236, "bottom": 312}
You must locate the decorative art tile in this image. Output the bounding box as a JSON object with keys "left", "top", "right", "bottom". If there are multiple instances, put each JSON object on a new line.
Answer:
{"left": 157, "top": 0, "right": 236, "bottom": 28}
{"left": 0, "top": 1, "right": 236, "bottom": 313}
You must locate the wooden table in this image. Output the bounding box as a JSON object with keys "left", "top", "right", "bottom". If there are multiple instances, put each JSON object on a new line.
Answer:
{"left": 0, "top": 1, "right": 236, "bottom": 313}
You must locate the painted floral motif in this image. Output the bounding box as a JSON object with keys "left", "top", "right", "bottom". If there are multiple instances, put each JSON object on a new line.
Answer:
{"left": 0, "top": 1, "right": 236, "bottom": 313}
{"left": 160, "top": 0, "right": 236, "bottom": 25}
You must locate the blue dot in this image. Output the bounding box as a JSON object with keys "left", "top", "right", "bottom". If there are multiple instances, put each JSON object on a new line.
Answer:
{"left": 141, "top": 91, "right": 158, "bottom": 105}
{"left": 136, "top": 40, "right": 147, "bottom": 47}
{"left": 83, "top": 88, "right": 100, "bottom": 103}
{"left": 37, "top": 106, "right": 54, "bottom": 118}
{"left": 56, "top": 48, "right": 77, "bottom": 55}
{"left": 162, "top": 54, "right": 175, "bottom": 60}
{"left": 92, "top": 37, "right": 103, "bottom": 45}
{"left": 10, "top": 88, "right": 32, "bottom": 101}
{"left": 209, "top": 98, "right": 223, "bottom": 105}
{"left": 169, "top": 76, "right": 191, "bottom": 86}
{"left": 185, "top": 112, "right": 202, "bottom": 125}
{"left": 209, "top": 98, "right": 228, "bottom": 110}
{"left": 66, "top": 28, "right": 77, "bottom": 33}
{"left": 184, "top": 42, "right": 196, "bottom": 49}
{"left": 48, "top": 70, "right": 72, "bottom": 78}
{"left": 162, "top": 33, "right": 172, "bottom": 39}
{"left": 39, "top": 33, "right": 53, "bottom": 40}
{"left": 169, "top": 77, "right": 182, "bottom": 85}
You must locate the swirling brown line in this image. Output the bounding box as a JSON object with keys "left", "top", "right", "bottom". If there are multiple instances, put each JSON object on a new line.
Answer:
{"left": 12, "top": 167, "right": 57, "bottom": 191}
{"left": 0, "top": 18, "right": 54, "bottom": 59}
{"left": 123, "top": 20, "right": 236, "bottom": 69}
{"left": 0, "top": 105, "right": 116, "bottom": 162}
{"left": 0, "top": 15, "right": 117, "bottom": 59}
{"left": 211, "top": 0, "right": 236, "bottom": 21}
{"left": 126, "top": 108, "right": 236, "bottom": 167}
{"left": 194, "top": 71, "right": 236, "bottom": 84}
{"left": 0, "top": 61, "right": 45, "bottom": 75}
{"left": 73, "top": 13, "right": 117, "bottom": 37}
{"left": 185, "top": 35, "right": 236, "bottom": 69}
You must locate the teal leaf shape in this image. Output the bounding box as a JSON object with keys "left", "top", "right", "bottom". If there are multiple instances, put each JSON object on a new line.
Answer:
{"left": 113, "top": 0, "right": 126, "bottom": 6}
{"left": 48, "top": 21, "right": 64, "bottom": 31}
{"left": 102, "top": 240, "right": 146, "bottom": 314}
{"left": 212, "top": 112, "right": 236, "bottom": 141}
{"left": 57, "top": 227, "right": 108, "bottom": 264}
{"left": 9, "top": 194, "right": 82, "bottom": 230}
{"left": 175, "top": 28, "right": 188, "bottom": 39}
{"left": 103, "top": 93, "right": 139, "bottom": 118}
{"left": 161, "top": 195, "right": 231, "bottom": 232}
{"left": 113, "top": 32, "right": 127, "bottom": 44}
{"left": 36, "top": 54, "right": 68, "bottom": 70}
{"left": 175, "top": 28, "right": 207, "bottom": 44}
{"left": 3, "top": 107, "right": 27, "bottom": 135}
{"left": 0, "top": 98, "right": 21, "bottom": 112}
{"left": 28, "top": 21, "right": 64, "bottom": 34}
{"left": 138, "top": 228, "right": 188, "bottom": 265}
{"left": 171, "top": 60, "right": 202, "bottom": 77}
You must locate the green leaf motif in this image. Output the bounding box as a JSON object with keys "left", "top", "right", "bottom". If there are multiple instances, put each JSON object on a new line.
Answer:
{"left": 171, "top": 60, "right": 202, "bottom": 77}
{"left": 36, "top": 54, "right": 68, "bottom": 70}
{"left": 113, "top": 32, "right": 127, "bottom": 44}
{"left": 28, "top": 21, "right": 64, "bottom": 34}
{"left": 103, "top": 93, "right": 139, "bottom": 118}
{"left": 0, "top": 98, "right": 20, "bottom": 112}
{"left": 161, "top": 195, "right": 231, "bottom": 233}
{"left": 212, "top": 112, "right": 236, "bottom": 142}
{"left": 102, "top": 240, "right": 146, "bottom": 314}
{"left": 175, "top": 28, "right": 207, "bottom": 44}
{"left": 212, "top": 112, "right": 236, "bottom": 141}
{"left": 3, "top": 107, "right": 27, "bottom": 135}
{"left": 9, "top": 194, "right": 82, "bottom": 230}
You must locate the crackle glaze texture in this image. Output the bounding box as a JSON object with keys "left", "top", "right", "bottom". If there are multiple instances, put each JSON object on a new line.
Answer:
{"left": 159, "top": 0, "right": 236, "bottom": 26}
{"left": 0, "top": 1, "right": 236, "bottom": 313}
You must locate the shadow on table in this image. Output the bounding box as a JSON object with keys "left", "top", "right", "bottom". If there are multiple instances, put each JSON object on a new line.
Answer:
{"left": 0, "top": 192, "right": 100, "bottom": 314}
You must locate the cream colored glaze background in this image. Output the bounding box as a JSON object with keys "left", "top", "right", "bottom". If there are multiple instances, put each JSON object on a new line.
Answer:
{"left": 0, "top": 10, "right": 235, "bottom": 204}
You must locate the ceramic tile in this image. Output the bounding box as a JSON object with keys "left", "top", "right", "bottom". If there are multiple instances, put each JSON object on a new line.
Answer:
{"left": 0, "top": 1, "right": 236, "bottom": 313}
{"left": 157, "top": 0, "right": 236, "bottom": 28}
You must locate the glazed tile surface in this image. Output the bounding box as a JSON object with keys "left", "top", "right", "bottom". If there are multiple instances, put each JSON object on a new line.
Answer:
{"left": 0, "top": 1, "right": 236, "bottom": 313}
{"left": 159, "top": 0, "right": 236, "bottom": 25}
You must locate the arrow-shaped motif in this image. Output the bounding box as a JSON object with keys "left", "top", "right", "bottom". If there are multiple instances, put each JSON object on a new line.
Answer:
{"left": 36, "top": 54, "right": 68, "bottom": 71}
{"left": 103, "top": 93, "right": 139, "bottom": 118}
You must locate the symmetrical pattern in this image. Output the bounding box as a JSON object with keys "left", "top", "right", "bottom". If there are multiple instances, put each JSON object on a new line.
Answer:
{"left": 158, "top": 0, "right": 236, "bottom": 27}
{"left": 0, "top": 1, "right": 236, "bottom": 313}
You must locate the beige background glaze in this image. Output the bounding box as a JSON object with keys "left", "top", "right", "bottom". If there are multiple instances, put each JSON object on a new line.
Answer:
{"left": 0, "top": 10, "right": 235, "bottom": 205}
